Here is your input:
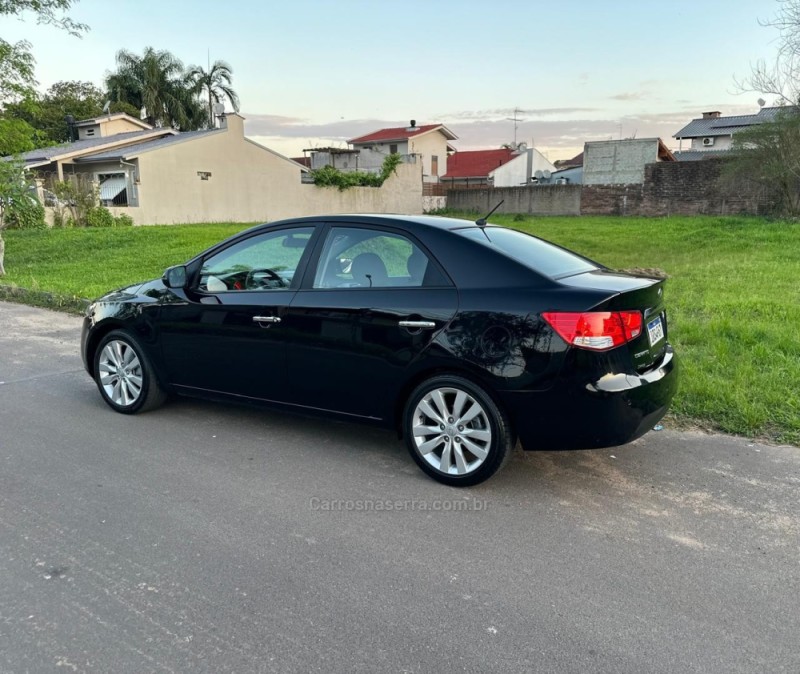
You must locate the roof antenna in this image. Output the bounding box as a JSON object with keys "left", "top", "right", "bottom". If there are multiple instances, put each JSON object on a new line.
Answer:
{"left": 476, "top": 200, "right": 503, "bottom": 228}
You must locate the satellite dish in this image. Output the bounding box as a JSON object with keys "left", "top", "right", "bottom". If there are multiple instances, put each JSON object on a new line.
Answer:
{"left": 543, "top": 170, "right": 551, "bottom": 180}
{"left": 102, "top": 100, "right": 111, "bottom": 114}
{"left": 534, "top": 170, "right": 544, "bottom": 180}
{"left": 757, "top": 97, "right": 766, "bottom": 107}
{"left": 213, "top": 102, "right": 225, "bottom": 115}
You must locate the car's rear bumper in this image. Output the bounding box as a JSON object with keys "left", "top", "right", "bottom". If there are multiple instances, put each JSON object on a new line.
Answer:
{"left": 501, "top": 346, "right": 677, "bottom": 451}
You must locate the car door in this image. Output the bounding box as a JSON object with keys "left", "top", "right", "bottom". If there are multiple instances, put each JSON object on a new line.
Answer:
{"left": 158, "top": 225, "right": 318, "bottom": 402}
{"left": 284, "top": 224, "right": 458, "bottom": 421}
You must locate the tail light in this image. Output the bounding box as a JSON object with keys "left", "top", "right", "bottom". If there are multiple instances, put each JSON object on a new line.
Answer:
{"left": 542, "top": 311, "right": 642, "bottom": 351}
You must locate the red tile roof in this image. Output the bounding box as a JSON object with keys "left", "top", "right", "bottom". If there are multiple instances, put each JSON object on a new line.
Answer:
{"left": 349, "top": 124, "right": 456, "bottom": 144}
{"left": 442, "top": 148, "right": 516, "bottom": 179}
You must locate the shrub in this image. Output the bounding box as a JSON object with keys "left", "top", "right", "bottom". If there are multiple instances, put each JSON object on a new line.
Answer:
{"left": 310, "top": 153, "right": 403, "bottom": 191}
{"left": 6, "top": 196, "right": 46, "bottom": 230}
{"left": 86, "top": 206, "right": 116, "bottom": 228}
{"left": 113, "top": 213, "right": 134, "bottom": 227}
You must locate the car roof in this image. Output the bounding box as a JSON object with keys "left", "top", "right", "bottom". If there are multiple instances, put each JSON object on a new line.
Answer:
{"left": 250, "top": 213, "right": 478, "bottom": 234}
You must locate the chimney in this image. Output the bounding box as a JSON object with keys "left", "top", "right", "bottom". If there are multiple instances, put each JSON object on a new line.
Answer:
{"left": 702, "top": 111, "right": 722, "bottom": 119}
{"left": 65, "top": 115, "right": 76, "bottom": 142}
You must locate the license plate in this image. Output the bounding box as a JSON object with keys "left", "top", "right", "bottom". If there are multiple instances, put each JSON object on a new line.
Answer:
{"left": 647, "top": 316, "right": 665, "bottom": 347}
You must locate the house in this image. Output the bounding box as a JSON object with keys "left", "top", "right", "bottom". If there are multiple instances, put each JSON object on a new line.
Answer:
{"left": 348, "top": 120, "right": 457, "bottom": 183}
{"left": 441, "top": 146, "right": 557, "bottom": 189}
{"left": 582, "top": 138, "right": 675, "bottom": 185}
{"left": 672, "top": 107, "right": 789, "bottom": 159}
{"left": 17, "top": 113, "right": 176, "bottom": 184}
{"left": 301, "top": 147, "right": 361, "bottom": 171}
{"left": 13, "top": 112, "right": 424, "bottom": 223}
{"left": 70, "top": 112, "right": 154, "bottom": 140}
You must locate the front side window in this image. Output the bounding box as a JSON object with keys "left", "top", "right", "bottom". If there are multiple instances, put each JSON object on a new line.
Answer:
{"left": 199, "top": 227, "right": 314, "bottom": 292}
{"left": 313, "top": 227, "right": 444, "bottom": 289}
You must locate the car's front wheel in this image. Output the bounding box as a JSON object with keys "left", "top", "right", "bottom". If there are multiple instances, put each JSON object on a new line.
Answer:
{"left": 403, "top": 375, "right": 513, "bottom": 486}
{"left": 93, "top": 330, "right": 166, "bottom": 414}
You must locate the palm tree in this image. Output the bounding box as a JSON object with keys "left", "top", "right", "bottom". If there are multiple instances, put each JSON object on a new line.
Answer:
{"left": 186, "top": 60, "right": 240, "bottom": 128}
{"left": 106, "top": 47, "right": 201, "bottom": 129}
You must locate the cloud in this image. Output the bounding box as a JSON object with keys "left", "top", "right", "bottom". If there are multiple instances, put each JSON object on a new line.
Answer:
{"left": 435, "top": 107, "right": 599, "bottom": 122}
{"left": 609, "top": 91, "right": 649, "bottom": 101}
{"left": 243, "top": 113, "right": 408, "bottom": 143}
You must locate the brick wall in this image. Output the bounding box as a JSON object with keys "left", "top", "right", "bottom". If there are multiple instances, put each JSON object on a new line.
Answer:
{"left": 581, "top": 158, "right": 774, "bottom": 216}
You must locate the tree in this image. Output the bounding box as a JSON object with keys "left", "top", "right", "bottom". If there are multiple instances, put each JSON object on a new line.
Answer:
{"left": 736, "top": 0, "right": 800, "bottom": 104}
{"left": 0, "top": 158, "right": 31, "bottom": 275}
{"left": 722, "top": 108, "right": 800, "bottom": 215}
{"left": 106, "top": 47, "right": 204, "bottom": 129}
{"left": 2, "top": 80, "right": 104, "bottom": 144}
{"left": 186, "top": 60, "right": 240, "bottom": 128}
{"left": 0, "top": 1, "right": 88, "bottom": 104}
{"left": 0, "top": 38, "right": 36, "bottom": 101}
{"left": 0, "top": 117, "right": 46, "bottom": 155}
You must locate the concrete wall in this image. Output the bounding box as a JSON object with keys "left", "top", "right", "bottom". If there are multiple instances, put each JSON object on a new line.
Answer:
{"left": 583, "top": 139, "right": 661, "bottom": 185}
{"left": 105, "top": 117, "right": 423, "bottom": 224}
{"left": 357, "top": 142, "right": 409, "bottom": 171}
{"left": 447, "top": 185, "right": 581, "bottom": 215}
{"left": 423, "top": 196, "right": 447, "bottom": 212}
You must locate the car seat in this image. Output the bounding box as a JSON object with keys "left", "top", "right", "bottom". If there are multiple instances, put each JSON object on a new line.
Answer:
{"left": 350, "top": 252, "right": 389, "bottom": 287}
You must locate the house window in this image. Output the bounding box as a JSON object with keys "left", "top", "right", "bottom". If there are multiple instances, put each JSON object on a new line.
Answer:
{"left": 85, "top": 129, "right": 95, "bottom": 136}
{"left": 389, "top": 144, "right": 398, "bottom": 155}
{"left": 98, "top": 173, "right": 128, "bottom": 207}
{"left": 431, "top": 155, "right": 439, "bottom": 176}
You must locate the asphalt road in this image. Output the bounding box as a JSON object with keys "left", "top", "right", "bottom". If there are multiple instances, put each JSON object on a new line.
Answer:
{"left": 0, "top": 300, "right": 798, "bottom": 673}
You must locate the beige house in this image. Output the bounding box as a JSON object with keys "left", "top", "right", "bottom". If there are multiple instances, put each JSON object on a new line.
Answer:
{"left": 15, "top": 112, "right": 423, "bottom": 224}
{"left": 348, "top": 121, "right": 457, "bottom": 183}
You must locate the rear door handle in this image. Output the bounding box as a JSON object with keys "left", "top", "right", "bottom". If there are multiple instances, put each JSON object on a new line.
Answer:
{"left": 253, "top": 315, "right": 281, "bottom": 324}
{"left": 398, "top": 320, "right": 436, "bottom": 330}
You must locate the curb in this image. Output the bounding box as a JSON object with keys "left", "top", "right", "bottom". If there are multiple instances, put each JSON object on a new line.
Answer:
{"left": 0, "top": 284, "right": 90, "bottom": 315}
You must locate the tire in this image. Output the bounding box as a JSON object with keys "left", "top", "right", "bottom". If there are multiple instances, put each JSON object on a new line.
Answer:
{"left": 93, "top": 329, "right": 167, "bottom": 414}
{"left": 402, "top": 375, "right": 513, "bottom": 486}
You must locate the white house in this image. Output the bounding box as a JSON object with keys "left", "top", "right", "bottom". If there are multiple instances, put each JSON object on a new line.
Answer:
{"left": 673, "top": 107, "right": 790, "bottom": 159}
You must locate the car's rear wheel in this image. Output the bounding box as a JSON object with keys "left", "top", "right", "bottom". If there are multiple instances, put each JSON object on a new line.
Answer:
{"left": 93, "top": 330, "right": 166, "bottom": 414}
{"left": 403, "top": 375, "right": 513, "bottom": 486}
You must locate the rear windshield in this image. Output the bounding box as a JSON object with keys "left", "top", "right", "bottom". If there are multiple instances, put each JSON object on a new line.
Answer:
{"left": 456, "top": 227, "right": 598, "bottom": 278}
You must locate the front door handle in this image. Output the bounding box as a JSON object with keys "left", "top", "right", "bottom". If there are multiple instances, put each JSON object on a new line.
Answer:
{"left": 253, "top": 315, "right": 281, "bottom": 324}
{"left": 398, "top": 320, "right": 436, "bottom": 330}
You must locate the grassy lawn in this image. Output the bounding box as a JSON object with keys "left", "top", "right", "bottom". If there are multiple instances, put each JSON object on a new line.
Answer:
{"left": 1, "top": 223, "right": 251, "bottom": 299}
{"left": 2, "top": 215, "right": 798, "bottom": 445}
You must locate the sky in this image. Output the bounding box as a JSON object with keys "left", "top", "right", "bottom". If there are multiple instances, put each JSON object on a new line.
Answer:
{"left": 1, "top": 0, "right": 787, "bottom": 160}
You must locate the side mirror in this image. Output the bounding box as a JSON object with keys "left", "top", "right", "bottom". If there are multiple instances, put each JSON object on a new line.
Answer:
{"left": 163, "top": 265, "right": 188, "bottom": 289}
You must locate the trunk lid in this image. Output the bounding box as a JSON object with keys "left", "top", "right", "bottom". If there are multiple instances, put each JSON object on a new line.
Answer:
{"left": 559, "top": 270, "right": 669, "bottom": 372}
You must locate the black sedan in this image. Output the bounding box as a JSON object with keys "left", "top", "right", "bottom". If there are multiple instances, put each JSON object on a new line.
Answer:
{"left": 81, "top": 214, "right": 677, "bottom": 486}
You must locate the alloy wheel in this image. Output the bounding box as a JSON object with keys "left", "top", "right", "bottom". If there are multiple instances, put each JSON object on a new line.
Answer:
{"left": 411, "top": 386, "right": 492, "bottom": 476}
{"left": 98, "top": 339, "right": 143, "bottom": 407}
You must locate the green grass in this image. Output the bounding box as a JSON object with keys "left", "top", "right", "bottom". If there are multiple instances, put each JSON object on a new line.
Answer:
{"left": 1, "top": 223, "right": 251, "bottom": 299}
{"left": 2, "top": 215, "right": 799, "bottom": 445}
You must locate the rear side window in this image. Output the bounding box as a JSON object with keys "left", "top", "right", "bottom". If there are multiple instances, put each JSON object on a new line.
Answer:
{"left": 456, "top": 227, "right": 598, "bottom": 278}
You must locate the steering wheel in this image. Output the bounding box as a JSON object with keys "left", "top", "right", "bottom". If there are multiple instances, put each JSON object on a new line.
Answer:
{"left": 245, "top": 268, "right": 286, "bottom": 290}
